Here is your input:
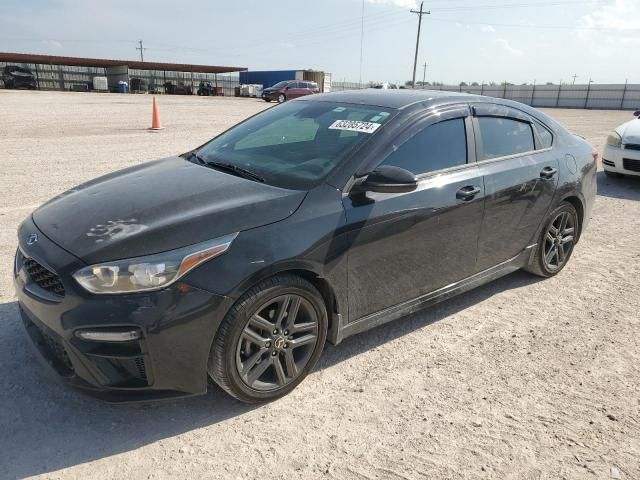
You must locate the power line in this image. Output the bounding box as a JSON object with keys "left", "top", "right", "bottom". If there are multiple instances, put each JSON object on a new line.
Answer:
{"left": 359, "top": 0, "right": 364, "bottom": 86}
{"left": 430, "top": 17, "right": 640, "bottom": 32}
{"left": 411, "top": 2, "right": 430, "bottom": 88}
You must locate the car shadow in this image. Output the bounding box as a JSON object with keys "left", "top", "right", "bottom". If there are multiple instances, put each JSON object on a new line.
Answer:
{"left": 596, "top": 170, "right": 640, "bottom": 201}
{"left": 0, "top": 270, "right": 540, "bottom": 478}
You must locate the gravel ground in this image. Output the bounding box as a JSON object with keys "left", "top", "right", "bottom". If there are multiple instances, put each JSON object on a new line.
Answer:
{"left": 0, "top": 90, "right": 638, "bottom": 480}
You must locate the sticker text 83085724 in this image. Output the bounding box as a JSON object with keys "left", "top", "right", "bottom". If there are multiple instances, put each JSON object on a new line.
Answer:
{"left": 328, "top": 120, "right": 382, "bottom": 134}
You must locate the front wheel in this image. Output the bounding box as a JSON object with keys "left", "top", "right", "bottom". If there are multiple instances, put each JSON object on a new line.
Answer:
{"left": 208, "top": 274, "right": 327, "bottom": 403}
{"left": 525, "top": 202, "right": 579, "bottom": 277}
{"left": 277, "top": 93, "right": 286, "bottom": 103}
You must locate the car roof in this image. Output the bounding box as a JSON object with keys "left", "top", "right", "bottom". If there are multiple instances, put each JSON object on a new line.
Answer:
{"left": 301, "top": 89, "right": 498, "bottom": 110}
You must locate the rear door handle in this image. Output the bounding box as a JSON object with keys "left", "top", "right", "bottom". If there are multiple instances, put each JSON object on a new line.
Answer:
{"left": 456, "top": 185, "right": 481, "bottom": 201}
{"left": 540, "top": 166, "right": 558, "bottom": 180}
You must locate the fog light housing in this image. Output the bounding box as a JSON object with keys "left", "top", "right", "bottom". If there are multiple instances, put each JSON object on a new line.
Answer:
{"left": 75, "top": 328, "right": 141, "bottom": 342}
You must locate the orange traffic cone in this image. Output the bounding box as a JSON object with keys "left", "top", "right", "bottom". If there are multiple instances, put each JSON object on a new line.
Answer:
{"left": 149, "top": 96, "right": 164, "bottom": 131}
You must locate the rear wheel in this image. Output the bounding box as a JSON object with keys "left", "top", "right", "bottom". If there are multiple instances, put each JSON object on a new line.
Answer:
{"left": 209, "top": 274, "right": 327, "bottom": 403}
{"left": 277, "top": 93, "right": 286, "bottom": 103}
{"left": 525, "top": 202, "right": 579, "bottom": 277}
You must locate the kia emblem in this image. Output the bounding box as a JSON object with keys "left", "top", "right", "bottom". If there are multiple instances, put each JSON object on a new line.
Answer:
{"left": 26, "top": 233, "right": 38, "bottom": 245}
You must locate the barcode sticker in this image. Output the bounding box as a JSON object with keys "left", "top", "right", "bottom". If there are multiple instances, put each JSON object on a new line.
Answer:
{"left": 328, "top": 120, "right": 382, "bottom": 134}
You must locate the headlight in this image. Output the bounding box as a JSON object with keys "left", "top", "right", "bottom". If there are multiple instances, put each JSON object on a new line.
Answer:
{"left": 73, "top": 233, "right": 238, "bottom": 294}
{"left": 606, "top": 131, "right": 622, "bottom": 147}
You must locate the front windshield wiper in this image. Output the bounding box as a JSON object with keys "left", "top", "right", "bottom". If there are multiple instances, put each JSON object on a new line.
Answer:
{"left": 191, "top": 152, "right": 265, "bottom": 183}
{"left": 206, "top": 161, "right": 265, "bottom": 183}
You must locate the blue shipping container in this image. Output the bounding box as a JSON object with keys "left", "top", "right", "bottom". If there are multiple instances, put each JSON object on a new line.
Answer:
{"left": 239, "top": 70, "right": 298, "bottom": 89}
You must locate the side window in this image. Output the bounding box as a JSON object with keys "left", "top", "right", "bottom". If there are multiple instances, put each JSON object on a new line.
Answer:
{"left": 382, "top": 118, "right": 467, "bottom": 175}
{"left": 476, "top": 117, "right": 535, "bottom": 160}
{"left": 533, "top": 121, "right": 553, "bottom": 149}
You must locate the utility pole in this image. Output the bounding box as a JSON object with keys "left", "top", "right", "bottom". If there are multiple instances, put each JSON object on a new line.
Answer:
{"left": 422, "top": 62, "right": 427, "bottom": 89}
{"left": 359, "top": 0, "right": 364, "bottom": 87}
{"left": 410, "top": 2, "right": 430, "bottom": 88}
{"left": 136, "top": 40, "right": 147, "bottom": 62}
{"left": 572, "top": 73, "right": 577, "bottom": 84}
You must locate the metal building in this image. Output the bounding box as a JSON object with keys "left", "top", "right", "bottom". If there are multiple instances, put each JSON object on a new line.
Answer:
{"left": 240, "top": 70, "right": 332, "bottom": 92}
{"left": 0, "top": 52, "right": 247, "bottom": 95}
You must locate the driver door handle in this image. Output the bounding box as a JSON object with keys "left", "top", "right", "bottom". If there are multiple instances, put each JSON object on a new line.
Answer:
{"left": 540, "top": 166, "right": 558, "bottom": 180}
{"left": 456, "top": 185, "right": 481, "bottom": 201}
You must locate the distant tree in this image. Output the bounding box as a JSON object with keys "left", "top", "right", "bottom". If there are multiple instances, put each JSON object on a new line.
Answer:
{"left": 459, "top": 81, "right": 468, "bottom": 87}
{"left": 489, "top": 81, "right": 497, "bottom": 86}
{"left": 404, "top": 80, "right": 414, "bottom": 87}
{"left": 546, "top": 82, "right": 554, "bottom": 85}
{"left": 471, "top": 82, "right": 479, "bottom": 86}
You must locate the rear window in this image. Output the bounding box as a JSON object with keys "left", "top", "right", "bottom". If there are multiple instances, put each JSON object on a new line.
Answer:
{"left": 477, "top": 117, "right": 535, "bottom": 160}
{"left": 533, "top": 121, "right": 553, "bottom": 149}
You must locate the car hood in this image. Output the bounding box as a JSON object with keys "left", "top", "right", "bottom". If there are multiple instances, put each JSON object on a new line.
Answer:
{"left": 32, "top": 156, "right": 306, "bottom": 264}
{"left": 616, "top": 119, "right": 640, "bottom": 144}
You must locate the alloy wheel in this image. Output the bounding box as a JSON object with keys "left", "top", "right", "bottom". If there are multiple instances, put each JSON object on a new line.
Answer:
{"left": 543, "top": 211, "right": 575, "bottom": 271}
{"left": 235, "top": 294, "right": 319, "bottom": 391}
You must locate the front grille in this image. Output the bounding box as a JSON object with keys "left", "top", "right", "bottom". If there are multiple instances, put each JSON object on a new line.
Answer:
{"left": 23, "top": 257, "right": 65, "bottom": 297}
{"left": 134, "top": 357, "right": 148, "bottom": 382}
{"left": 623, "top": 158, "right": 640, "bottom": 172}
{"left": 625, "top": 143, "right": 640, "bottom": 151}
{"left": 41, "top": 329, "right": 74, "bottom": 372}
{"left": 22, "top": 314, "right": 74, "bottom": 376}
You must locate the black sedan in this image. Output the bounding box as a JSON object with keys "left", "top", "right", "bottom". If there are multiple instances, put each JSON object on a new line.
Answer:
{"left": 14, "top": 90, "right": 597, "bottom": 403}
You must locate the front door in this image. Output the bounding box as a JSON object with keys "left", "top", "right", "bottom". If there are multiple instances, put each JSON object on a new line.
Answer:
{"left": 343, "top": 107, "right": 486, "bottom": 321}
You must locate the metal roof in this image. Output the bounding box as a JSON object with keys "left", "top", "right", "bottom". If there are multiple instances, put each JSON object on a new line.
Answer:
{"left": 0, "top": 52, "right": 247, "bottom": 74}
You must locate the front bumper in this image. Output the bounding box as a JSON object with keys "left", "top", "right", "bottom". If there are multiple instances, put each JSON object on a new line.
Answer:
{"left": 602, "top": 144, "right": 640, "bottom": 176}
{"left": 15, "top": 218, "right": 234, "bottom": 402}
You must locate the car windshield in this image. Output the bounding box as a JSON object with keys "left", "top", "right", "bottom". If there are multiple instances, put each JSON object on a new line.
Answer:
{"left": 196, "top": 101, "right": 395, "bottom": 190}
{"left": 271, "top": 81, "right": 290, "bottom": 89}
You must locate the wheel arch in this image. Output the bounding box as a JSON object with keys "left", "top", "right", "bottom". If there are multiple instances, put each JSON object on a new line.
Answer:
{"left": 558, "top": 193, "right": 585, "bottom": 241}
{"left": 228, "top": 262, "right": 344, "bottom": 345}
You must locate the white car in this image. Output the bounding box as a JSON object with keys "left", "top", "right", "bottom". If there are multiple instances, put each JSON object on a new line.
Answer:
{"left": 602, "top": 110, "right": 640, "bottom": 177}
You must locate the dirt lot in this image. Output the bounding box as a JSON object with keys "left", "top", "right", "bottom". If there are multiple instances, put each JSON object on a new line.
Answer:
{"left": 0, "top": 91, "right": 638, "bottom": 480}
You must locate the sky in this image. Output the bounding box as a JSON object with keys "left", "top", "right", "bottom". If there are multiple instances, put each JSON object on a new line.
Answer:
{"left": 1, "top": 0, "right": 639, "bottom": 85}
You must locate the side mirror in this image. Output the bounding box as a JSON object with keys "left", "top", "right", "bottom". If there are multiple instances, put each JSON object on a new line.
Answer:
{"left": 357, "top": 165, "right": 418, "bottom": 194}
{"left": 634, "top": 110, "right": 640, "bottom": 117}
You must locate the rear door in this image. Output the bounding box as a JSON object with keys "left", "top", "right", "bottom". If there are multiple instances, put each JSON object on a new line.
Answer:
{"left": 287, "top": 82, "right": 306, "bottom": 99}
{"left": 343, "top": 106, "right": 486, "bottom": 321}
{"left": 472, "top": 103, "right": 559, "bottom": 271}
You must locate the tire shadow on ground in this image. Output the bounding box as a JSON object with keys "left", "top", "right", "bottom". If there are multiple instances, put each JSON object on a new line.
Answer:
{"left": 596, "top": 170, "right": 640, "bottom": 201}
{"left": 0, "top": 269, "right": 541, "bottom": 478}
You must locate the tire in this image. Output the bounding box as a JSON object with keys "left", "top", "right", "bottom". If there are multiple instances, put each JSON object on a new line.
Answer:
{"left": 263, "top": 98, "right": 272, "bottom": 102}
{"left": 525, "top": 202, "right": 579, "bottom": 278}
{"left": 277, "top": 93, "right": 286, "bottom": 103}
{"left": 209, "top": 274, "right": 328, "bottom": 403}
{"left": 605, "top": 170, "right": 624, "bottom": 178}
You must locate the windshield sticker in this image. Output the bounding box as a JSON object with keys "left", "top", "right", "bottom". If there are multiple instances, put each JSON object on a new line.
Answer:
{"left": 329, "top": 120, "right": 382, "bottom": 134}
{"left": 369, "top": 115, "right": 382, "bottom": 122}
{"left": 332, "top": 107, "right": 346, "bottom": 112}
